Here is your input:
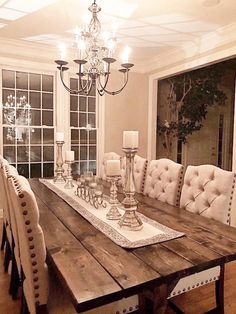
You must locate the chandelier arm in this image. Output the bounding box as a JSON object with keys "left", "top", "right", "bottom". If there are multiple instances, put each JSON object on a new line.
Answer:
{"left": 59, "top": 68, "right": 80, "bottom": 95}
{"left": 100, "top": 70, "right": 129, "bottom": 96}
{"left": 98, "top": 71, "right": 111, "bottom": 92}
{"left": 78, "top": 74, "right": 94, "bottom": 95}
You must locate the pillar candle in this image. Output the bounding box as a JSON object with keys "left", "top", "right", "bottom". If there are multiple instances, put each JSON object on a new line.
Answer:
{"left": 65, "top": 150, "right": 74, "bottom": 161}
{"left": 56, "top": 132, "right": 64, "bottom": 142}
{"left": 123, "top": 131, "right": 139, "bottom": 148}
{"left": 106, "top": 160, "right": 120, "bottom": 176}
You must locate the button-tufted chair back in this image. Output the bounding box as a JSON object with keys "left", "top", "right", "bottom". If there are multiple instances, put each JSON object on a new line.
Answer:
{"left": 121, "top": 155, "right": 148, "bottom": 194}
{"left": 180, "top": 164, "right": 236, "bottom": 225}
{"left": 8, "top": 175, "right": 49, "bottom": 314}
{"left": 100, "top": 152, "right": 121, "bottom": 180}
{"left": 0, "top": 157, "right": 10, "bottom": 227}
{"left": 144, "top": 158, "right": 184, "bottom": 206}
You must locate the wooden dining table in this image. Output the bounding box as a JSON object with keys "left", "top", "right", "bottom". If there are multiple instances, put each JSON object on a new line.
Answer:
{"left": 29, "top": 178, "right": 236, "bottom": 313}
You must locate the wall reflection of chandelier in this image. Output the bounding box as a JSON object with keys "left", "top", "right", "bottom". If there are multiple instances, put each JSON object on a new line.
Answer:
{"left": 55, "top": 0, "right": 134, "bottom": 96}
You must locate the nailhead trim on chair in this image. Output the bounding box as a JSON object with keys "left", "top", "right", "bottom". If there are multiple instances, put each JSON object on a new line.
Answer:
{"left": 141, "top": 159, "right": 148, "bottom": 194}
{"left": 175, "top": 166, "right": 184, "bottom": 207}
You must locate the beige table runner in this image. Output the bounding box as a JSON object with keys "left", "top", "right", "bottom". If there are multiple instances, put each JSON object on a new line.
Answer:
{"left": 40, "top": 179, "right": 184, "bottom": 248}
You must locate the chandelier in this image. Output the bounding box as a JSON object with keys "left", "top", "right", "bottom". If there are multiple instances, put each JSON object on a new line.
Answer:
{"left": 55, "top": 0, "right": 134, "bottom": 96}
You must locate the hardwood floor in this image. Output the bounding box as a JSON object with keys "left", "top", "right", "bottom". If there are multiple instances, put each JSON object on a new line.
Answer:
{"left": 1, "top": 218, "right": 236, "bottom": 314}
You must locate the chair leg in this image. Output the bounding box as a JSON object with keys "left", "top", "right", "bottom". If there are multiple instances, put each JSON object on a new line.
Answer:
{"left": 215, "top": 265, "right": 225, "bottom": 314}
{"left": 1, "top": 222, "right": 6, "bottom": 251}
{"left": 4, "top": 238, "right": 11, "bottom": 272}
{"left": 36, "top": 304, "right": 48, "bottom": 314}
{"left": 9, "top": 251, "right": 21, "bottom": 299}
{"left": 21, "top": 290, "right": 29, "bottom": 314}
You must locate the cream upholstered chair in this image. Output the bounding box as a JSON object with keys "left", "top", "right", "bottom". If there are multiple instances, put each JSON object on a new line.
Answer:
{"left": 168, "top": 164, "right": 236, "bottom": 313}
{"left": 121, "top": 155, "right": 148, "bottom": 193}
{"left": 143, "top": 158, "right": 184, "bottom": 206}
{"left": 8, "top": 175, "right": 49, "bottom": 314}
{"left": 100, "top": 152, "right": 121, "bottom": 180}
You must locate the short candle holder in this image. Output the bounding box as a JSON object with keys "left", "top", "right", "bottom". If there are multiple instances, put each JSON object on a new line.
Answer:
{"left": 118, "top": 147, "right": 143, "bottom": 231}
{"left": 106, "top": 175, "right": 122, "bottom": 220}
{"left": 54, "top": 141, "right": 66, "bottom": 183}
{"left": 64, "top": 160, "right": 74, "bottom": 189}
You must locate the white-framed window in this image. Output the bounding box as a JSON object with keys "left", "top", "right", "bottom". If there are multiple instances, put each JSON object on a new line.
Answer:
{"left": 1, "top": 69, "right": 55, "bottom": 178}
{"left": 69, "top": 78, "right": 97, "bottom": 175}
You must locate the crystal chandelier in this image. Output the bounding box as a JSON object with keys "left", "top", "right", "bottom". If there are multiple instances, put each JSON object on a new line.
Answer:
{"left": 55, "top": 0, "right": 134, "bottom": 96}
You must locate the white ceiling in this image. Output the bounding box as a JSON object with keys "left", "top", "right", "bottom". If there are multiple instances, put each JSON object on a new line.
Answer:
{"left": 0, "top": 0, "right": 235, "bottom": 64}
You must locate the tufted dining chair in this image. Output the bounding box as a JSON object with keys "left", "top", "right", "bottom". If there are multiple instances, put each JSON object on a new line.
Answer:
{"left": 143, "top": 158, "right": 184, "bottom": 206}
{"left": 8, "top": 175, "right": 49, "bottom": 314}
{"left": 121, "top": 155, "right": 148, "bottom": 193}
{"left": 100, "top": 152, "right": 121, "bottom": 180}
{"left": 168, "top": 164, "right": 236, "bottom": 313}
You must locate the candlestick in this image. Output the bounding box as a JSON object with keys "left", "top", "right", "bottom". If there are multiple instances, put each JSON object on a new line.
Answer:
{"left": 54, "top": 140, "right": 66, "bottom": 183}
{"left": 118, "top": 147, "right": 143, "bottom": 231}
{"left": 106, "top": 175, "right": 122, "bottom": 220}
{"left": 106, "top": 160, "right": 121, "bottom": 177}
{"left": 65, "top": 150, "right": 74, "bottom": 162}
{"left": 64, "top": 160, "right": 74, "bottom": 189}
{"left": 123, "top": 131, "right": 139, "bottom": 149}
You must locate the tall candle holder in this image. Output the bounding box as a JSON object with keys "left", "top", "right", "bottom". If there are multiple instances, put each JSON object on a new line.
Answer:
{"left": 106, "top": 175, "right": 122, "bottom": 220}
{"left": 54, "top": 141, "right": 66, "bottom": 183}
{"left": 64, "top": 160, "right": 74, "bottom": 189}
{"left": 118, "top": 148, "right": 143, "bottom": 231}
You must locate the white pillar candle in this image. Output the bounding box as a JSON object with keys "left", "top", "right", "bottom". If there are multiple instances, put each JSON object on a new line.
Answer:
{"left": 106, "top": 160, "right": 121, "bottom": 176}
{"left": 56, "top": 132, "right": 64, "bottom": 142}
{"left": 65, "top": 150, "right": 74, "bottom": 161}
{"left": 123, "top": 131, "right": 139, "bottom": 148}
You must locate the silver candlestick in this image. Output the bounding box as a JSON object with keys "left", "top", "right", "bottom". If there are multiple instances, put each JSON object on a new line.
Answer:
{"left": 106, "top": 175, "right": 122, "bottom": 220}
{"left": 64, "top": 160, "right": 74, "bottom": 189}
{"left": 118, "top": 148, "right": 143, "bottom": 231}
{"left": 54, "top": 141, "right": 66, "bottom": 183}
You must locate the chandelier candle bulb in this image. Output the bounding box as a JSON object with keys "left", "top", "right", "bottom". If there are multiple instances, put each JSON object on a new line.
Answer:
{"left": 56, "top": 132, "right": 64, "bottom": 142}
{"left": 123, "top": 131, "right": 139, "bottom": 149}
{"left": 106, "top": 160, "right": 121, "bottom": 176}
{"left": 65, "top": 151, "right": 74, "bottom": 161}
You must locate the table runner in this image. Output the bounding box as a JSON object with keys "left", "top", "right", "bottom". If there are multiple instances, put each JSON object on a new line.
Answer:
{"left": 40, "top": 179, "right": 184, "bottom": 248}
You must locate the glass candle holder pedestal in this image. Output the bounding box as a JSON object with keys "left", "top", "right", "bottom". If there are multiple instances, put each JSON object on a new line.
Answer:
{"left": 106, "top": 175, "right": 122, "bottom": 220}
{"left": 54, "top": 141, "right": 66, "bottom": 183}
{"left": 118, "top": 147, "right": 143, "bottom": 231}
{"left": 64, "top": 160, "right": 74, "bottom": 189}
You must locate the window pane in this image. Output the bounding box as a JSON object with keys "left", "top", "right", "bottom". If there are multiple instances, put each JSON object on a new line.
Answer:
{"left": 72, "top": 162, "right": 80, "bottom": 175}
{"left": 3, "top": 107, "right": 15, "bottom": 125}
{"left": 42, "top": 75, "right": 53, "bottom": 92}
{"left": 79, "top": 97, "right": 86, "bottom": 111}
{"left": 70, "top": 96, "right": 78, "bottom": 111}
{"left": 71, "top": 129, "right": 79, "bottom": 144}
{"left": 42, "top": 93, "right": 53, "bottom": 109}
{"left": 43, "top": 163, "right": 54, "bottom": 177}
{"left": 17, "top": 146, "right": 29, "bottom": 162}
{"left": 31, "top": 146, "right": 41, "bottom": 162}
{"left": 2, "top": 70, "right": 15, "bottom": 88}
{"left": 30, "top": 128, "right": 41, "bottom": 144}
{"left": 88, "top": 113, "right": 95, "bottom": 128}
{"left": 17, "top": 164, "right": 29, "bottom": 178}
{"left": 89, "top": 146, "right": 96, "bottom": 160}
{"left": 16, "top": 72, "right": 28, "bottom": 90}
{"left": 31, "top": 110, "right": 41, "bottom": 125}
{"left": 29, "top": 73, "right": 41, "bottom": 91}
{"left": 80, "top": 129, "right": 87, "bottom": 144}
{"left": 3, "top": 127, "right": 15, "bottom": 144}
{"left": 16, "top": 127, "right": 29, "bottom": 144}
{"left": 80, "top": 146, "right": 87, "bottom": 160}
{"left": 43, "top": 128, "right": 54, "bottom": 144}
{"left": 79, "top": 113, "right": 86, "bottom": 127}
{"left": 80, "top": 161, "right": 88, "bottom": 174}
{"left": 89, "top": 130, "right": 96, "bottom": 144}
{"left": 70, "top": 112, "right": 78, "bottom": 127}
{"left": 3, "top": 146, "right": 16, "bottom": 163}
{"left": 70, "top": 78, "right": 78, "bottom": 90}
{"left": 71, "top": 146, "right": 79, "bottom": 160}
{"left": 88, "top": 84, "right": 96, "bottom": 96}
{"left": 43, "top": 146, "right": 54, "bottom": 161}
{"left": 88, "top": 97, "right": 95, "bottom": 112}
{"left": 30, "top": 91, "right": 41, "bottom": 108}
{"left": 30, "top": 163, "right": 41, "bottom": 177}
{"left": 42, "top": 110, "right": 53, "bottom": 126}
{"left": 89, "top": 161, "right": 96, "bottom": 174}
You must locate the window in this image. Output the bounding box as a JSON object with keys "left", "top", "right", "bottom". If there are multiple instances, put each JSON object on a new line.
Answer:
{"left": 1, "top": 69, "right": 54, "bottom": 178}
{"left": 70, "top": 79, "right": 97, "bottom": 175}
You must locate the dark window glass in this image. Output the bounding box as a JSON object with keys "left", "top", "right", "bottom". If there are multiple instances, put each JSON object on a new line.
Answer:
{"left": 2, "top": 70, "right": 15, "bottom": 88}
{"left": 79, "top": 113, "right": 86, "bottom": 127}
{"left": 30, "top": 91, "right": 41, "bottom": 108}
{"left": 88, "top": 97, "right": 95, "bottom": 112}
{"left": 30, "top": 163, "right": 41, "bottom": 177}
{"left": 42, "top": 75, "right": 53, "bottom": 92}
{"left": 89, "top": 146, "right": 96, "bottom": 160}
{"left": 43, "top": 128, "right": 54, "bottom": 144}
{"left": 31, "top": 110, "right": 41, "bottom": 126}
{"left": 42, "top": 93, "right": 53, "bottom": 109}
{"left": 43, "top": 146, "right": 54, "bottom": 161}
{"left": 30, "top": 146, "right": 41, "bottom": 162}
{"left": 30, "top": 128, "right": 41, "bottom": 144}
{"left": 43, "top": 163, "right": 54, "bottom": 177}
{"left": 3, "top": 146, "right": 16, "bottom": 163}
{"left": 71, "top": 146, "right": 79, "bottom": 160}
{"left": 80, "top": 146, "right": 87, "bottom": 160}
{"left": 70, "top": 96, "right": 78, "bottom": 111}
{"left": 17, "top": 146, "right": 29, "bottom": 162}
{"left": 16, "top": 72, "right": 28, "bottom": 90}
{"left": 29, "top": 73, "right": 41, "bottom": 91}
{"left": 17, "top": 164, "right": 29, "bottom": 178}
{"left": 70, "top": 112, "right": 78, "bottom": 127}
{"left": 79, "top": 97, "right": 86, "bottom": 111}
{"left": 42, "top": 110, "right": 53, "bottom": 126}
{"left": 80, "top": 129, "right": 87, "bottom": 144}
{"left": 71, "top": 129, "right": 79, "bottom": 144}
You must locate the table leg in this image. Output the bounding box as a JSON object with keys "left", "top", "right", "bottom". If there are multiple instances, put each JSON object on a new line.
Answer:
{"left": 153, "top": 284, "right": 168, "bottom": 314}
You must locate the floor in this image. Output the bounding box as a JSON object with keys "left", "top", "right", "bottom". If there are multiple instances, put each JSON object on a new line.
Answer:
{"left": 1, "top": 219, "right": 236, "bottom": 314}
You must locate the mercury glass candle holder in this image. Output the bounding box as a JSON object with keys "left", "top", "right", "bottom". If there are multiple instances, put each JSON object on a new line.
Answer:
{"left": 54, "top": 141, "right": 66, "bottom": 183}
{"left": 64, "top": 160, "right": 74, "bottom": 189}
{"left": 118, "top": 147, "right": 143, "bottom": 231}
{"left": 106, "top": 175, "right": 122, "bottom": 220}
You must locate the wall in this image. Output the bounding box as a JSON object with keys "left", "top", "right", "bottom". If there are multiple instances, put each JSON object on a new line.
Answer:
{"left": 104, "top": 71, "right": 149, "bottom": 158}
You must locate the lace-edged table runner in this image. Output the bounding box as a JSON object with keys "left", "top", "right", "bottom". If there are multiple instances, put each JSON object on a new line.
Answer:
{"left": 40, "top": 179, "right": 184, "bottom": 248}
